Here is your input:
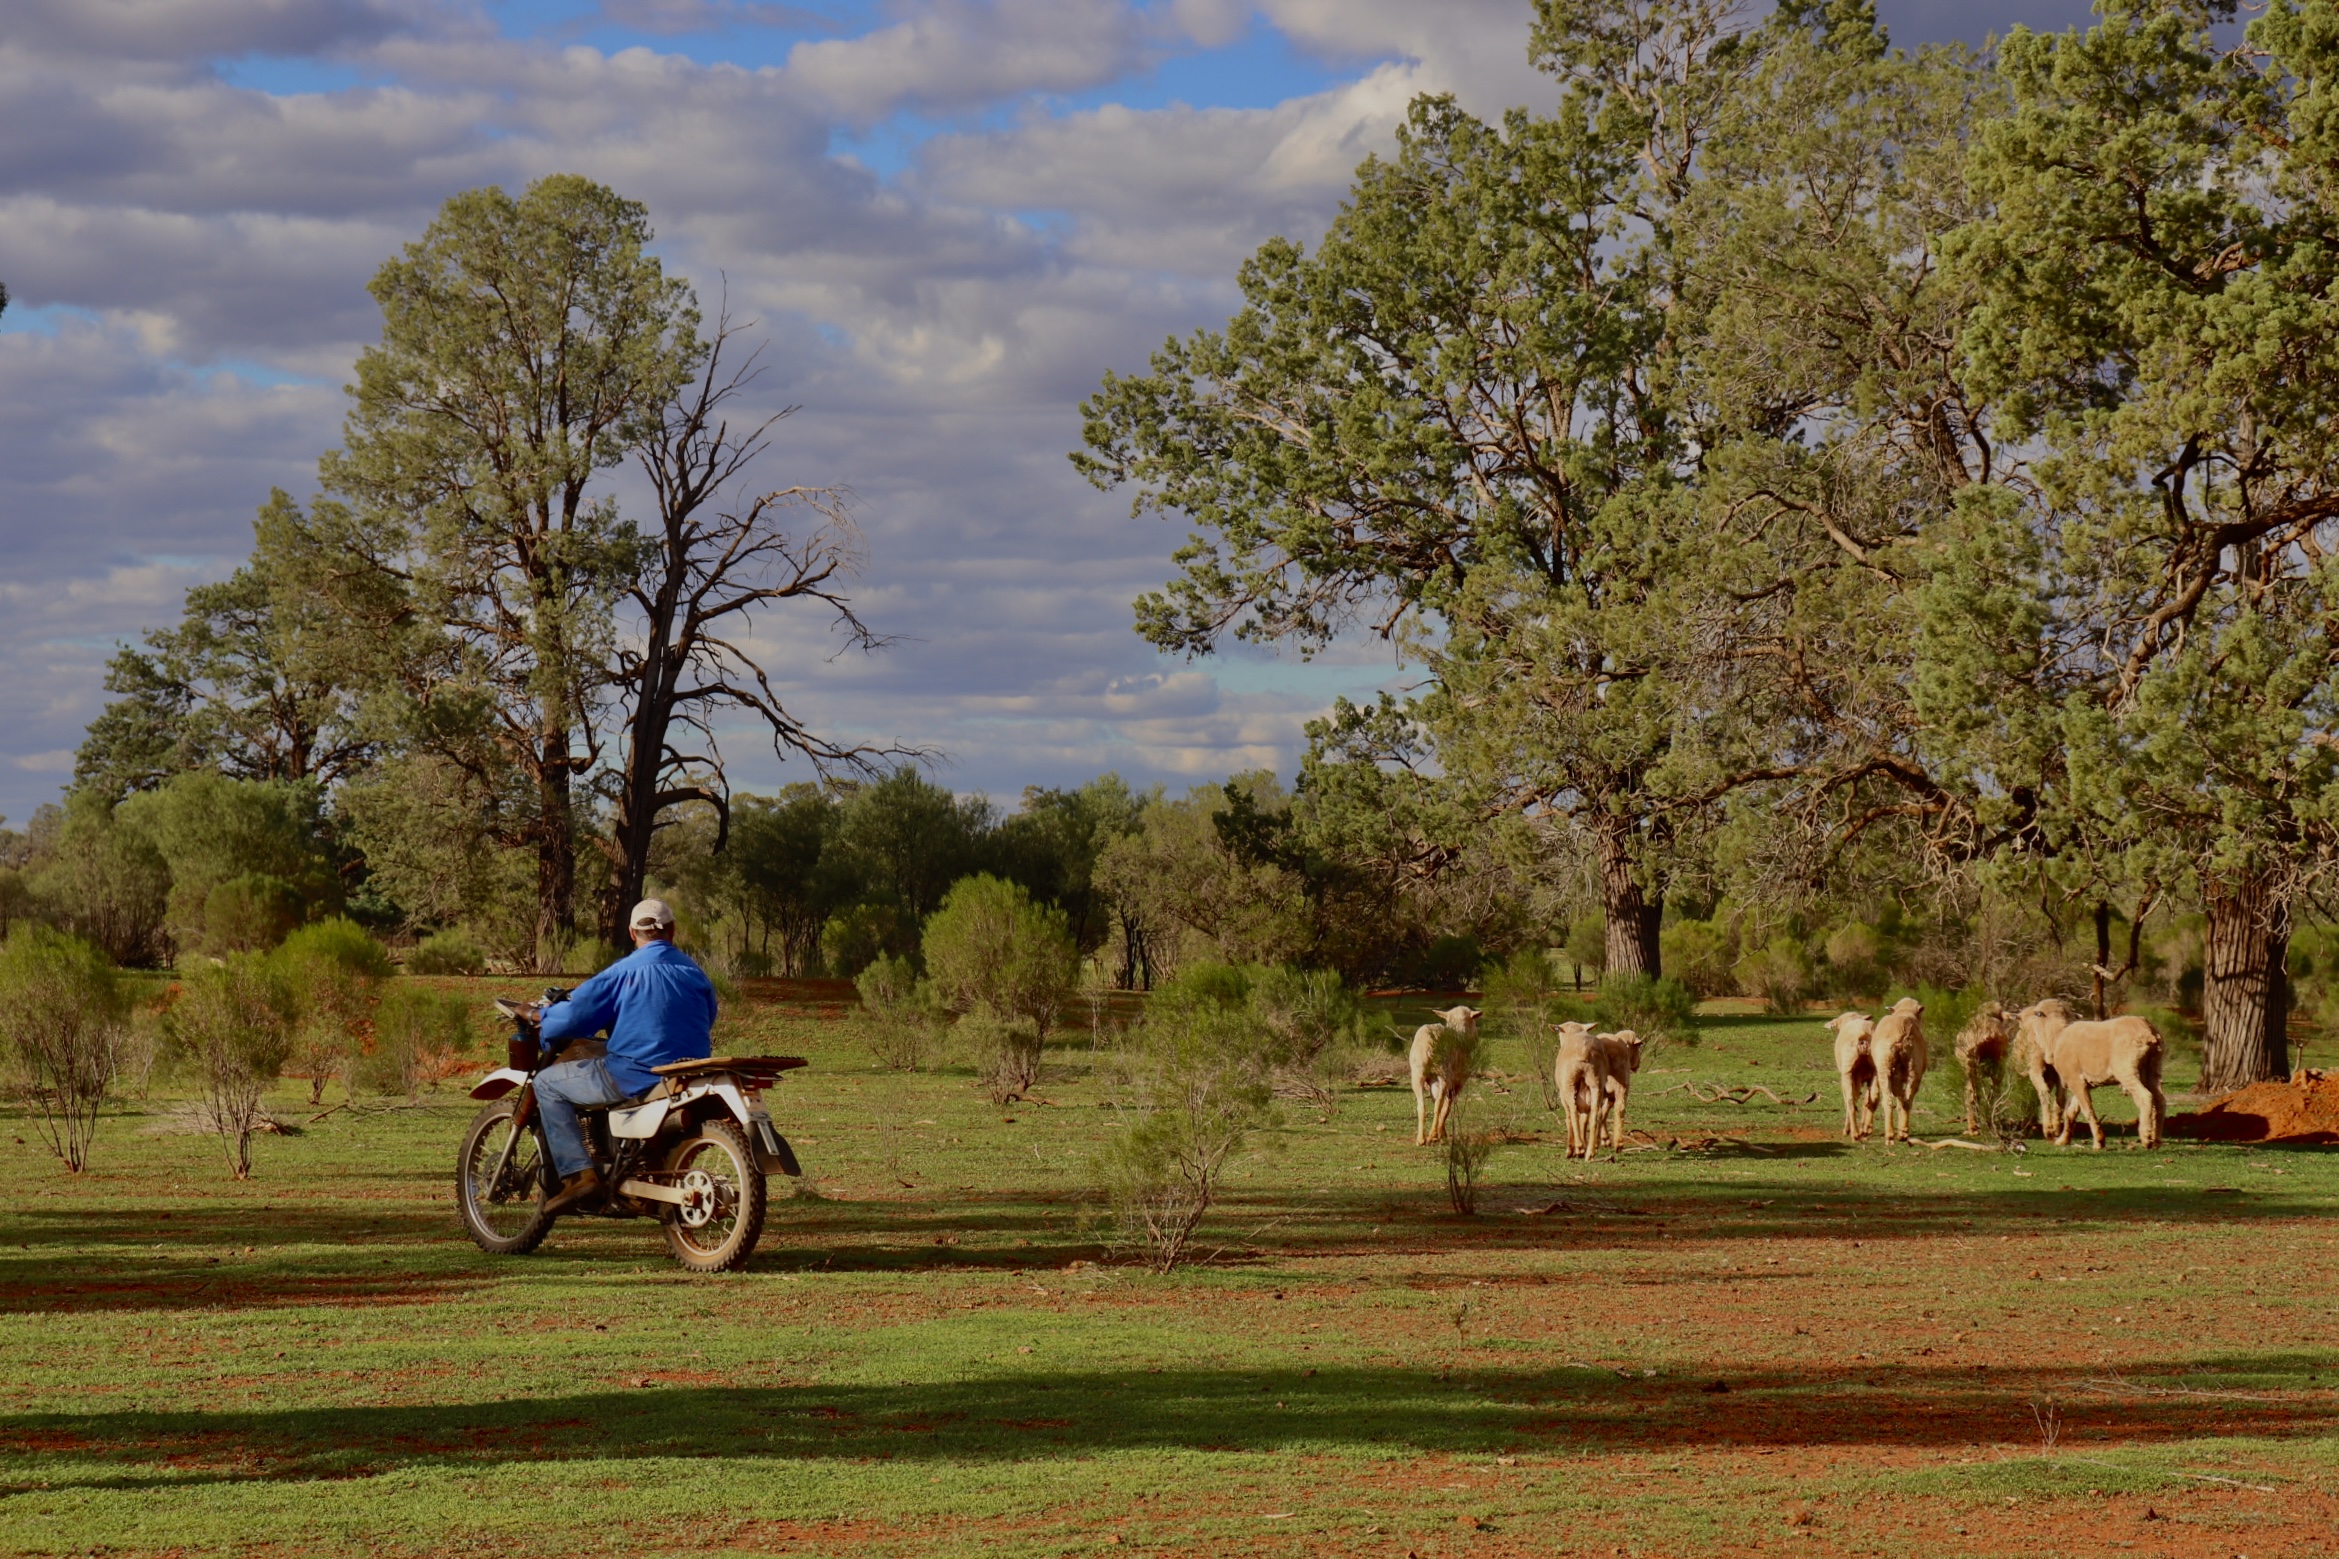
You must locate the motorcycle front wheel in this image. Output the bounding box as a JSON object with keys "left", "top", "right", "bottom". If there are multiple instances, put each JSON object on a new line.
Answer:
{"left": 458, "top": 1099, "right": 555, "bottom": 1256}
{"left": 660, "top": 1119, "right": 767, "bottom": 1273}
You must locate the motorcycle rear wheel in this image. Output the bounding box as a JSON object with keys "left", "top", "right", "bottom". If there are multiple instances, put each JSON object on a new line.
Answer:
{"left": 458, "top": 1099, "right": 554, "bottom": 1256}
{"left": 660, "top": 1119, "right": 766, "bottom": 1273}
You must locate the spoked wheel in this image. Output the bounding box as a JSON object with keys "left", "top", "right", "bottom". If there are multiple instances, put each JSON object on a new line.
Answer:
{"left": 458, "top": 1099, "right": 555, "bottom": 1256}
{"left": 660, "top": 1120, "right": 766, "bottom": 1273}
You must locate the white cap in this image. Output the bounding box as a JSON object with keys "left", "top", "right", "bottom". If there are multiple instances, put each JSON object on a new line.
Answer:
{"left": 629, "top": 898, "right": 676, "bottom": 932}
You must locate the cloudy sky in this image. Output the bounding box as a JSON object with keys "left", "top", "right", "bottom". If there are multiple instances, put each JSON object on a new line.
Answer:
{"left": 0, "top": 0, "right": 2090, "bottom": 825}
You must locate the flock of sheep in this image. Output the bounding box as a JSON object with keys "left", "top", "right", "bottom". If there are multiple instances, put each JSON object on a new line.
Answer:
{"left": 1404, "top": 994, "right": 2170, "bottom": 1159}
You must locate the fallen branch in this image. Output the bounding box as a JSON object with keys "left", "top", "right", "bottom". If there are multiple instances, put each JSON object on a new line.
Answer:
{"left": 1912, "top": 1137, "right": 1996, "bottom": 1152}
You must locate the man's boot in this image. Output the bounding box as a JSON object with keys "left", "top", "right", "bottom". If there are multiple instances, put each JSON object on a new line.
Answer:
{"left": 543, "top": 1167, "right": 603, "bottom": 1217}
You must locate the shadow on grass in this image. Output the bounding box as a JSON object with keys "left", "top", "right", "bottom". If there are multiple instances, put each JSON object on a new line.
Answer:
{"left": 7, "top": 1163, "right": 2333, "bottom": 1309}
{"left": 5, "top": 1354, "right": 2333, "bottom": 1493}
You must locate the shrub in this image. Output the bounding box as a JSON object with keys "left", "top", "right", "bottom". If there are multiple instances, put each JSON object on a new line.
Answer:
{"left": 1408, "top": 934, "right": 1483, "bottom": 991}
{"left": 275, "top": 918, "right": 393, "bottom": 1105}
{"left": 1095, "top": 1002, "right": 1275, "bottom": 1270}
{"left": 1248, "top": 965, "right": 1361, "bottom": 1067}
{"left": 923, "top": 874, "right": 1079, "bottom": 1039}
{"left": 163, "top": 953, "right": 297, "bottom": 1179}
{"left": 856, "top": 953, "right": 945, "bottom": 1071}
{"left": 26, "top": 793, "right": 170, "bottom": 965}
{"left": 0, "top": 926, "right": 130, "bottom": 1171}
{"left": 1442, "top": 1094, "right": 1499, "bottom": 1216}
{"left": 1824, "top": 922, "right": 1894, "bottom": 1003}
{"left": 1734, "top": 936, "right": 1813, "bottom": 1015}
{"left": 1593, "top": 972, "right": 1699, "bottom": 1045}
{"left": 960, "top": 1007, "right": 1044, "bottom": 1105}
{"left": 362, "top": 984, "right": 476, "bottom": 1099}
{"left": 407, "top": 927, "right": 486, "bottom": 975}
{"left": 1660, "top": 919, "right": 1736, "bottom": 999}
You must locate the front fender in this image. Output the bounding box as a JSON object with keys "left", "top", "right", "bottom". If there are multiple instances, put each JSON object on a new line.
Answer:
{"left": 468, "top": 1067, "right": 531, "bottom": 1101}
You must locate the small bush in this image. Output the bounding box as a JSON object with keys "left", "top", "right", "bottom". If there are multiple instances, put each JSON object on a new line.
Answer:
{"left": 960, "top": 1007, "right": 1044, "bottom": 1104}
{"left": 856, "top": 953, "right": 945, "bottom": 1071}
{"left": 1660, "top": 919, "right": 1736, "bottom": 999}
{"left": 163, "top": 953, "right": 297, "bottom": 1179}
{"left": 362, "top": 984, "right": 476, "bottom": 1099}
{"left": 1443, "top": 1095, "right": 1499, "bottom": 1216}
{"left": 1734, "top": 936, "right": 1813, "bottom": 1016}
{"left": 407, "top": 927, "right": 486, "bottom": 976}
{"left": 1593, "top": 972, "right": 1699, "bottom": 1045}
{"left": 1249, "top": 965, "right": 1362, "bottom": 1068}
{"left": 275, "top": 917, "right": 393, "bottom": 1105}
{"left": 0, "top": 926, "right": 130, "bottom": 1172}
{"left": 821, "top": 902, "right": 914, "bottom": 977}
{"left": 1480, "top": 949, "right": 1578, "bottom": 1108}
{"left": 923, "top": 875, "right": 1079, "bottom": 1040}
{"left": 1096, "top": 1003, "right": 1275, "bottom": 1270}
{"left": 1407, "top": 934, "right": 1483, "bottom": 991}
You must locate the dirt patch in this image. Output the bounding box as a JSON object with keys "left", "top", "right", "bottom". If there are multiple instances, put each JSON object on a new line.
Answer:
{"left": 2166, "top": 1069, "right": 2339, "bottom": 1144}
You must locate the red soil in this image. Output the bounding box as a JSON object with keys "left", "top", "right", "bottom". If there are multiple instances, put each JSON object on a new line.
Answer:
{"left": 2166, "top": 1068, "right": 2339, "bottom": 1144}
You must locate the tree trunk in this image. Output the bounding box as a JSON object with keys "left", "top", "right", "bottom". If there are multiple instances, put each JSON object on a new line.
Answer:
{"left": 1598, "top": 826, "right": 1662, "bottom": 980}
{"left": 2200, "top": 871, "right": 2290, "bottom": 1094}
{"left": 535, "top": 731, "right": 576, "bottom": 975}
{"left": 2092, "top": 901, "right": 2111, "bottom": 1020}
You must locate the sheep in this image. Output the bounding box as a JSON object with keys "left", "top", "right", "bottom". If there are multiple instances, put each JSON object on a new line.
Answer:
{"left": 2015, "top": 999, "right": 2166, "bottom": 1150}
{"left": 1552, "top": 1021, "right": 1609, "bottom": 1160}
{"left": 1409, "top": 1005, "right": 1482, "bottom": 1145}
{"left": 2013, "top": 999, "right": 2073, "bottom": 1138}
{"left": 1870, "top": 997, "right": 1927, "bottom": 1143}
{"left": 1827, "top": 1012, "right": 1879, "bottom": 1139}
{"left": 1595, "top": 1029, "right": 1646, "bottom": 1150}
{"left": 1954, "top": 1001, "right": 2016, "bottom": 1134}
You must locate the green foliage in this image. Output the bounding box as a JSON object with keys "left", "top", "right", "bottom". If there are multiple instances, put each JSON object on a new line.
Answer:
{"left": 821, "top": 901, "right": 915, "bottom": 979}
{"left": 958, "top": 1009, "right": 1044, "bottom": 1106}
{"left": 1660, "top": 920, "right": 1735, "bottom": 1000}
{"left": 1096, "top": 998, "right": 1277, "bottom": 1270}
{"left": 922, "top": 874, "right": 1079, "bottom": 1041}
{"left": 23, "top": 793, "right": 170, "bottom": 966}
{"left": 0, "top": 926, "right": 130, "bottom": 1171}
{"left": 1734, "top": 936, "right": 1813, "bottom": 1016}
{"left": 406, "top": 927, "right": 485, "bottom": 976}
{"left": 273, "top": 917, "right": 393, "bottom": 1105}
{"left": 1442, "top": 1094, "right": 1499, "bottom": 1216}
{"left": 361, "top": 984, "right": 475, "bottom": 1100}
{"left": 1247, "top": 965, "right": 1363, "bottom": 1069}
{"left": 855, "top": 953, "right": 945, "bottom": 1071}
{"left": 1592, "top": 972, "right": 1699, "bottom": 1046}
{"left": 163, "top": 953, "right": 298, "bottom": 1179}
{"left": 118, "top": 771, "right": 336, "bottom": 954}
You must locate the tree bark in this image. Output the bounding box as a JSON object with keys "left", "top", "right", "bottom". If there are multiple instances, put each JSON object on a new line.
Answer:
{"left": 2199, "top": 870, "right": 2290, "bottom": 1094}
{"left": 534, "top": 727, "right": 576, "bottom": 975}
{"left": 1598, "top": 826, "right": 1663, "bottom": 980}
{"left": 2092, "top": 901, "right": 2111, "bottom": 1020}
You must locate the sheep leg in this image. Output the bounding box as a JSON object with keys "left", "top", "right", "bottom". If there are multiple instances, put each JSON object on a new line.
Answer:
{"left": 1414, "top": 1082, "right": 1429, "bottom": 1147}
{"left": 1963, "top": 1061, "right": 1980, "bottom": 1136}
{"left": 2119, "top": 1066, "right": 2165, "bottom": 1150}
{"left": 1607, "top": 1087, "right": 1628, "bottom": 1151}
{"left": 2066, "top": 1081, "right": 2103, "bottom": 1150}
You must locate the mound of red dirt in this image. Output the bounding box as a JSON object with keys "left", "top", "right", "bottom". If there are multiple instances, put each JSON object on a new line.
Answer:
{"left": 2165, "top": 1068, "right": 2339, "bottom": 1144}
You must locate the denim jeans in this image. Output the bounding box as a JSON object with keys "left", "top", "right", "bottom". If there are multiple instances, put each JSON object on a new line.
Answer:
{"left": 534, "top": 1057, "right": 630, "bottom": 1177}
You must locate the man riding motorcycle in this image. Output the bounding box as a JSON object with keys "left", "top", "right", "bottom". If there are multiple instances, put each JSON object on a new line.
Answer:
{"left": 522, "top": 897, "right": 717, "bottom": 1217}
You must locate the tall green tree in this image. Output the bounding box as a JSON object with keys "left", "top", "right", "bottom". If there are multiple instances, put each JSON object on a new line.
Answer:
{"left": 1081, "top": 3, "right": 1783, "bottom": 976}
{"left": 319, "top": 174, "right": 699, "bottom": 969}
{"left": 1947, "top": 0, "right": 2339, "bottom": 1088}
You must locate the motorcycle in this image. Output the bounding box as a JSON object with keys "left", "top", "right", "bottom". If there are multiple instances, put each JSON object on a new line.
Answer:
{"left": 455, "top": 990, "right": 807, "bottom": 1273}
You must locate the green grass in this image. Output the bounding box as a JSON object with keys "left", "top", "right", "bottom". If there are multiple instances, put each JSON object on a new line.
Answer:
{"left": 2, "top": 988, "right": 2335, "bottom": 1556}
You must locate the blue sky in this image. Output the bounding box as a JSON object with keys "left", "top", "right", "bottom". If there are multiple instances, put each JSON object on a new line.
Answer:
{"left": 0, "top": 0, "right": 2093, "bottom": 825}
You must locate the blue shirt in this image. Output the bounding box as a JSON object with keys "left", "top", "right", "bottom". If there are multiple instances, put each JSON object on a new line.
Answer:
{"left": 539, "top": 939, "right": 718, "bottom": 1096}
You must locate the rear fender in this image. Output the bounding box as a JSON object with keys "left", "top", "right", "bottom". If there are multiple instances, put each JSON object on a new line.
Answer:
{"left": 672, "top": 1078, "right": 799, "bottom": 1177}
{"left": 468, "top": 1067, "right": 530, "bottom": 1101}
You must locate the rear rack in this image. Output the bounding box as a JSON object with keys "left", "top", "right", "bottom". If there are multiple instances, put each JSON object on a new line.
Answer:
{"left": 649, "top": 1055, "right": 809, "bottom": 1087}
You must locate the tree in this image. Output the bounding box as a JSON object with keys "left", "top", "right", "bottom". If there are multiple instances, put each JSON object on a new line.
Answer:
{"left": 600, "top": 315, "right": 905, "bottom": 948}
{"left": 0, "top": 926, "right": 130, "bottom": 1172}
{"left": 272, "top": 918, "right": 393, "bottom": 1106}
{"left": 663, "top": 787, "right": 847, "bottom": 976}
{"left": 319, "top": 174, "right": 699, "bottom": 969}
{"left": 1077, "top": 9, "right": 1778, "bottom": 977}
{"left": 1947, "top": 0, "right": 2339, "bottom": 1088}
{"left": 74, "top": 492, "right": 375, "bottom": 804}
